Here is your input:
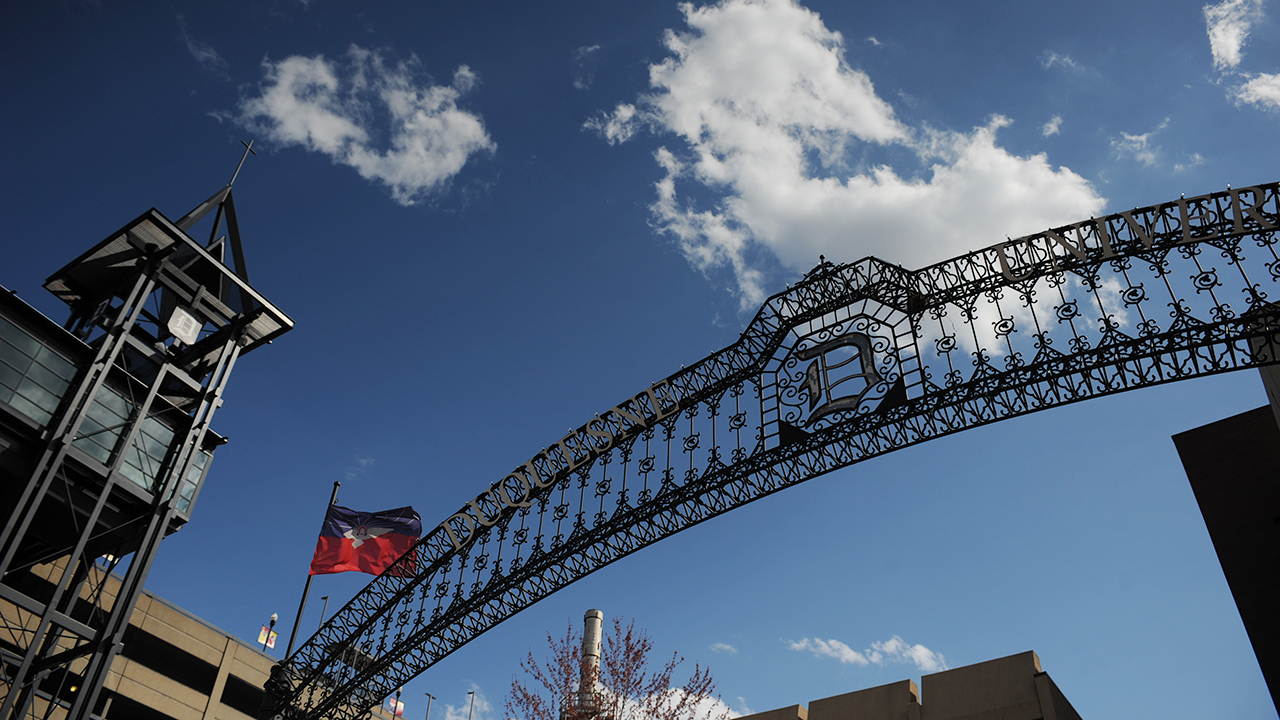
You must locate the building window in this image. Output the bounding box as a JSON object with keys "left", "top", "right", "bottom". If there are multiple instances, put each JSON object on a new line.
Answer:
{"left": 118, "top": 626, "right": 217, "bottom": 696}
{"left": 221, "top": 674, "right": 266, "bottom": 718}
{"left": 0, "top": 315, "right": 77, "bottom": 428}
{"left": 106, "top": 693, "right": 182, "bottom": 720}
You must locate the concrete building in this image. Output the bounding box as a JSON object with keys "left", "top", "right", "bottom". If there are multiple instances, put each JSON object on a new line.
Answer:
{"left": 738, "top": 651, "right": 1080, "bottom": 720}
{"left": 1, "top": 559, "right": 398, "bottom": 720}
{"left": 2, "top": 555, "right": 274, "bottom": 720}
{"left": 1173, "top": 406, "right": 1280, "bottom": 712}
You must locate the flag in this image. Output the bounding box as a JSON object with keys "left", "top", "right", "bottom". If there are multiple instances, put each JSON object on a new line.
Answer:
{"left": 309, "top": 505, "right": 421, "bottom": 576}
{"left": 387, "top": 699, "right": 404, "bottom": 717}
{"left": 258, "top": 626, "right": 278, "bottom": 649}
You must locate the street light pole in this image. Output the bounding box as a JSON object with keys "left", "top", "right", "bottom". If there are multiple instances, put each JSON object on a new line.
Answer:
{"left": 467, "top": 691, "right": 476, "bottom": 720}
{"left": 262, "top": 613, "right": 278, "bottom": 652}
{"left": 318, "top": 595, "right": 330, "bottom": 630}
{"left": 424, "top": 693, "right": 435, "bottom": 720}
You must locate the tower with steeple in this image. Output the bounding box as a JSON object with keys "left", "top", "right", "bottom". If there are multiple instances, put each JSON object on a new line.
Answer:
{"left": 0, "top": 145, "right": 292, "bottom": 720}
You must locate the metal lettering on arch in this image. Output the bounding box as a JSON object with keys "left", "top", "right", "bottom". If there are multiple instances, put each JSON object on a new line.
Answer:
{"left": 265, "top": 183, "right": 1280, "bottom": 720}
{"left": 799, "top": 331, "right": 882, "bottom": 422}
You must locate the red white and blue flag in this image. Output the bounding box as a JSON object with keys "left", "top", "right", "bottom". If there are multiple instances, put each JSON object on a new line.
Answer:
{"left": 309, "top": 505, "right": 421, "bottom": 577}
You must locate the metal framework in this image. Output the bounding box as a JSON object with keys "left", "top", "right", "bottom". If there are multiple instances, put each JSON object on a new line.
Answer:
{"left": 0, "top": 183, "right": 292, "bottom": 720}
{"left": 268, "top": 183, "right": 1280, "bottom": 720}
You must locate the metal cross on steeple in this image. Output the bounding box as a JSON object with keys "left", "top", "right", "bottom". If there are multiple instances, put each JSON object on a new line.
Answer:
{"left": 228, "top": 139, "right": 256, "bottom": 187}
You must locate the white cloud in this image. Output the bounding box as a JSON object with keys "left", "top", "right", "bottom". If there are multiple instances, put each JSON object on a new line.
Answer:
{"left": 1111, "top": 133, "right": 1157, "bottom": 165}
{"left": 866, "top": 36, "right": 883, "bottom": 47}
{"left": 574, "top": 45, "right": 602, "bottom": 90}
{"left": 1041, "top": 115, "right": 1062, "bottom": 136}
{"left": 1235, "top": 72, "right": 1280, "bottom": 109}
{"left": 709, "top": 642, "right": 738, "bottom": 655}
{"left": 589, "top": 0, "right": 1104, "bottom": 307}
{"left": 790, "top": 635, "right": 947, "bottom": 673}
{"left": 177, "top": 14, "right": 228, "bottom": 76}
{"left": 442, "top": 686, "right": 492, "bottom": 720}
{"left": 788, "top": 638, "right": 870, "bottom": 665}
{"left": 594, "top": 685, "right": 736, "bottom": 720}
{"left": 1041, "top": 52, "right": 1079, "bottom": 70}
{"left": 236, "top": 45, "right": 494, "bottom": 206}
{"left": 1204, "top": 0, "right": 1263, "bottom": 71}
{"left": 1110, "top": 118, "right": 1168, "bottom": 166}
{"left": 868, "top": 636, "right": 947, "bottom": 673}
{"left": 1175, "top": 152, "right": 1206, "bottom": 172}
{"left": 587, "top": 103, "right": 640, "bottom": 144}
{"left": 345, "top": 452, "right": 376, "bottom": 480}
{"left": 659, "top": 688, "right": 740, "bottom": 720}
{"left": 1203, "top": 1, "right": 1280, "bottom": 109}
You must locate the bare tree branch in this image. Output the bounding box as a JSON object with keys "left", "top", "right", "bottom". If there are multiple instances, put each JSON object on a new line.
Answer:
{"left": 506, "top": 618, "right": 728, "bottom": 720}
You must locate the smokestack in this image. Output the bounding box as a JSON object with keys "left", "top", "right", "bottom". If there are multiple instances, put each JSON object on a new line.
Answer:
{"left": 578, "top": 609, "right": 603, "bottom": 711}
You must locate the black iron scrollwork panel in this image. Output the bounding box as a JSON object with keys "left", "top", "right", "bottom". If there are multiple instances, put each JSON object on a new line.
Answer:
{"left": 270, "top": 183, "right": 1280, "bottom": 720}
{"left": 767, "top": 302, "right": 906, "bottom": 439}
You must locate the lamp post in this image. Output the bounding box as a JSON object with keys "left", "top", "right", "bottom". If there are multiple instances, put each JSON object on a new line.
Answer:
{"left": 262, "top": 613, "right": 278, "bottom": 652}
{"left": 467, "top": 691, "right": 476, "bottom": 720}
{"left": 424, "top": 693, "right": 435, "bottom": 720}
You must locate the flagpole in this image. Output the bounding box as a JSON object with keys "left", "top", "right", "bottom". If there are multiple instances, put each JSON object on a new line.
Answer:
{"left": 285, "top": 481, "right": 340, "bottom": 657}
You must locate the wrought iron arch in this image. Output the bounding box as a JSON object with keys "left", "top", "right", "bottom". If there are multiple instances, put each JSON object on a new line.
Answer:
{"left": 265, "top": 182, "right": 1280, "bottom": 720}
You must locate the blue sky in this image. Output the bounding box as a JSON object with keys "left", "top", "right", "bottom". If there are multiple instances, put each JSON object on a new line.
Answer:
{"left": 2, "top": 0, "right": 1279, "bottom": 718}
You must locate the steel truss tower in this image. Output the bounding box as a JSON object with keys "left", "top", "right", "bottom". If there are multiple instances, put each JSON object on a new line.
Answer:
{"left": 0, "top": 181, "right": 292, "bottom": 720}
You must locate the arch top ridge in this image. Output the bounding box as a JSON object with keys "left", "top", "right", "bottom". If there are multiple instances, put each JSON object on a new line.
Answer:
{"left": 732, "top": 256, "right": 916, "bottom": 351}
{"left": 733, "top": 181, "right": 1280, "bottom": 344}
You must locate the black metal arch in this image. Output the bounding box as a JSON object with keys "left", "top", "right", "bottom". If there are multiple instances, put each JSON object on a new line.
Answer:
{"left": 265, "top": 182, "right": 1280, "bottom": 720}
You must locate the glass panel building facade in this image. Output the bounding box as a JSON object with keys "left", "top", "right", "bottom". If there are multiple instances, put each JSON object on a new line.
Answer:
{"left": 0, "top": 312, "right": 210, "bottom": 513}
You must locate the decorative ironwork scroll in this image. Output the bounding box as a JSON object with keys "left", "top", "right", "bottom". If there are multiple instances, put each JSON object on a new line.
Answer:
{"left": 265, "top": 183, "right": 1280, "bottom": 720}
